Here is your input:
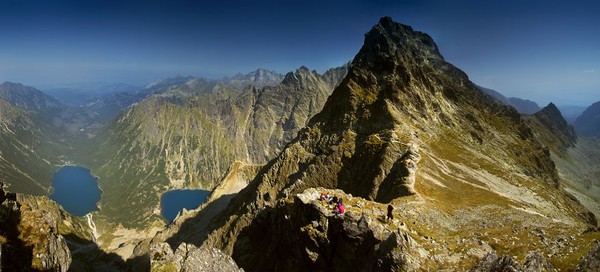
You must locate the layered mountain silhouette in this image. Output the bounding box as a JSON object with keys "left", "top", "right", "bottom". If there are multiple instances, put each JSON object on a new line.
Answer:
{"left": 574, "top": 100, "right": 600, "bottom": 137}
{"left": 92, "top": 65, "right": 347, "bottom": 227}
{"left": 0, "top": 82, "right": 61, "bottom": 111}
{"left": 145, "top": 17, "right": 596, "bottom": 271}
{"left": 477, "top": 85, "right": 541, "bottom": 114}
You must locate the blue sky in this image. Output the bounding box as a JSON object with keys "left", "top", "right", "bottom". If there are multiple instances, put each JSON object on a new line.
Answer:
{"left": 0, "top": 0, "right": 598, "bottom": 106}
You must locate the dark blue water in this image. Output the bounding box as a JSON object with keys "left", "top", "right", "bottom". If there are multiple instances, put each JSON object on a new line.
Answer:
{"left": 161, "top": 189, "right": 210, "bottom": 223}
{"left": 49, "top": 166, "right": 101, "bottom": 216}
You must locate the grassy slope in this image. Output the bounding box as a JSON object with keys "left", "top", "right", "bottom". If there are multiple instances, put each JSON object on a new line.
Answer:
{"left": 0, "top": 100, "right": 64, "bottom": 195}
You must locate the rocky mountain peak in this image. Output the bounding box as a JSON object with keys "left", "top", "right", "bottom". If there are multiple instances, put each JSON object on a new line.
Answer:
{"left": 352, "top": 16, "right": 443, "bottom": 75}
{"left": 537, "top": 102, "right": 563, "bottom": 119}
{"left": 145, "top": 17, "right": 597, "bottom": 271}
{"left": 530, "top": 102, "right": 577, "bottom": 149}
{"left": 281, "top": 66, "right": 320, "bottom": 86}
{"left": 228, "top": 68, "right": 283, "bottom": 84}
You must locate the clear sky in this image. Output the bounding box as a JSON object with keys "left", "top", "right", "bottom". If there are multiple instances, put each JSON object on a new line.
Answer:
{"left": 0, "top": 0, "right": 598, "bottom": 106}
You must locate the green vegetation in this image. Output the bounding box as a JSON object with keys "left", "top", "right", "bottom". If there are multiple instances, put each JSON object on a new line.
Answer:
{"left": 0, "top": 100, "right": 65, "bottom": 195}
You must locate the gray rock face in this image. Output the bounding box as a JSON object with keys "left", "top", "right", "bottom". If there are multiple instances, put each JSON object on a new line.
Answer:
{"left": 470, "top": 251, "right": 555, "bottom": 272}
{"left": 151, "top": 242, "right": 243, "bottom": 272}
{"left": 523, "top": 252, "right": 555, "bottom": 272}
{"left": 204, "top": 189, "right": 421, "bottom": 272}
{"left": 575, "top": 244, "right": 600, "bottom": 272}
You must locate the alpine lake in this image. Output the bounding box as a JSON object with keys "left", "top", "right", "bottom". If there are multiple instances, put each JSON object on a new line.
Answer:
{"left": 50, "top": 165, "right": 209, "bottom": 223}
{"left": 50, "top": 166, "right": 101, "bottom": 216}
{"left": 160, "top": 189, "right": 210, "bottom": 223}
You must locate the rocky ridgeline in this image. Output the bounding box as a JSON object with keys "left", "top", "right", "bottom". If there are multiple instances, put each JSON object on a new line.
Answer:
{"left": 145, "top": 17, "right": 600, "bottom": 271}
{"left": 161, "top": 187, "right": 600, "bottom": 271}
{"left": 222, "top": 188, "right": 423, "bottom": 271}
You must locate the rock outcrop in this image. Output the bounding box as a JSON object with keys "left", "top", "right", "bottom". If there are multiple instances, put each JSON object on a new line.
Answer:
{"left": 470, "top": 251, "right": 555, "bottom": 272}
{"left": 575, "top": 244, "right": 600, "bottom": 271}
{"left": 150, "top": 243, "right": 243, "bottom": 272}
{"left": 0, "top": 184, "right": 72, "bottom": 271}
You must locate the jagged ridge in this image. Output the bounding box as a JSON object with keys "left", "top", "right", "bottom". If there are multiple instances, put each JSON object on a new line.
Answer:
{"left": 157, "top": 17, "right": 597, "bottom": 271}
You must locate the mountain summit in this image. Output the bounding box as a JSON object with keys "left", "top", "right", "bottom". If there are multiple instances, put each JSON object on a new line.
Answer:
{"left": 155, "top": 17, "right": 595, "bottom": 271}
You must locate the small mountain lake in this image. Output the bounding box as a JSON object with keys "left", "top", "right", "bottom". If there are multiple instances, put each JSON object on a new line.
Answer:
{"left": 161, "top": 189, "right": 210, "bottom": 223}
{"left": 49, "top": 166, "right": 101, "bottom": 216}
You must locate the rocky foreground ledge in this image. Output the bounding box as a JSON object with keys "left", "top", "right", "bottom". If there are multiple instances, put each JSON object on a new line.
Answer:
{"left": 199, "top": 187, "right": 600, "bottom": 271}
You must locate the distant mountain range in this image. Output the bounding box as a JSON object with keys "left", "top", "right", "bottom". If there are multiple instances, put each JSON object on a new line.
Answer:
{"left": 0, "top": 82, "right": 62, "bottom": 110}
{"left": 476, "top": 85, "right": 541, "bottom": 114}
{"left": 574, "top": 100, "right": 600, "bottom": 137}
{"left": 92, "top": 65, "right": 348, "bottom": 227}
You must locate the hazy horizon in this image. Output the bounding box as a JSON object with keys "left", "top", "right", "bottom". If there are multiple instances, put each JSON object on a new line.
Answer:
{"left": 1, "top": 0, "right": 598, "bottom": 106}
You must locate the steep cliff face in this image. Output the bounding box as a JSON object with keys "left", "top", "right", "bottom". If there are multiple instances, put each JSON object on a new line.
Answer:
{"left": 157, "top": 17, "right": 597, "bottom": 271}
{"left": 574, "top": 100, "right": 600, "bottom": 137}
{"left": 94, "top": 66, "right": 347, "bottom": 227}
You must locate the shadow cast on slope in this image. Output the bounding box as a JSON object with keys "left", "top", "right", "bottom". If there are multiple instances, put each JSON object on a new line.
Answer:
{"left": 0, "top": 192, "right": 34, "bottom": 271}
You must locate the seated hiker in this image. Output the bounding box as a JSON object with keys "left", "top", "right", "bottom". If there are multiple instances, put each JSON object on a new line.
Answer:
{"left": 333, "top": 203, "right": 345, "bottom": 215}
{"left": 329, "top": 195, "right": 338, "bottom": 204}
{"left": 338, "top": 203, "right": 345, "bottom": 214}
{"left": 333, "top": 204, "right": 340, "bottom": 214}
{"left": 320, "top": 192, "right": 326, "bottom": 201}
